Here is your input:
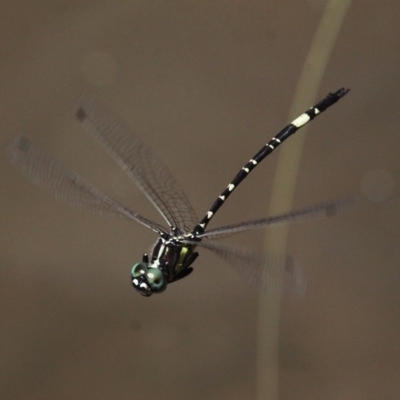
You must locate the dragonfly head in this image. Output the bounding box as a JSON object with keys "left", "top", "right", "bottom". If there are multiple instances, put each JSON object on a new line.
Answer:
{"left": 131, "top": 262, "right": 167, "bottom": 297}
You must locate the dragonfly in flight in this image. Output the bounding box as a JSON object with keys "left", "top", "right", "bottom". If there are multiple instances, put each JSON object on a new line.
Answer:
{"left": 7, "top": 88, "right": 350, "bottom": 297}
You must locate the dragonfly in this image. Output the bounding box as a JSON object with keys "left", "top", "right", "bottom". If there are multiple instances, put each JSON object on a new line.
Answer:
{"left": 6, "top": 88, "right": 350, "bottom": 297}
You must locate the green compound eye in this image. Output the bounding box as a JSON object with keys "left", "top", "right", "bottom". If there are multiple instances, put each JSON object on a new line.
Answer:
{"left": 131, "top": 262, "right": 147, "bottom": 278}
{"left": 145, "top": 268, "right": 166, "bottom": 293}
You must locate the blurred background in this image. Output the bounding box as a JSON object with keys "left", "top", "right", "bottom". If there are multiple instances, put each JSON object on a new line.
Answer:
{"left": 1, "top": 1, "right": 400, "bottom": 399}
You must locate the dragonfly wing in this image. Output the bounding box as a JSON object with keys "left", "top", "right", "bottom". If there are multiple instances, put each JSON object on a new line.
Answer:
{"left": 76, "top": 95, "right": 198, "bottom": 233}
{"left": 6, "top": 136, "right": 166, "bottom": 235}
{"left": 199, "top": 197, "right": 356, "bottom": 240}
{"left": 189, "top": 240, "right": 306, "bottom": 295}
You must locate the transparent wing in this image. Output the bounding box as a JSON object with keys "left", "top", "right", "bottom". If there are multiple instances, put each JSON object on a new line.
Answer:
{"left": 6, "top": 136, "right": 167, "bottom": 235}
{"left": 198, "top": 197, "right": 356, "bottom": 239}
{"left": 187, "top": 240, "right": 306, "bottom": 295}
{"left": 75, "top": 95, "right": 199, "bottom": 233}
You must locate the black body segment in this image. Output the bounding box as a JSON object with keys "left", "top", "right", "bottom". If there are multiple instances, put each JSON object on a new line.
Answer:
{"left": 193, "top": 88, "right": 350, "bottom": 235}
